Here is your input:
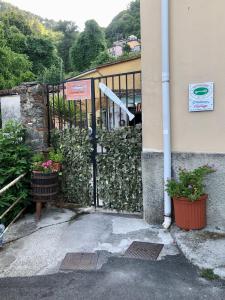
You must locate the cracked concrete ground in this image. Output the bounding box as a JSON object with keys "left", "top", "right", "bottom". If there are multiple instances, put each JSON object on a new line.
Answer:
{"left": 171, "top": 226, "right": 225, "bottom": 279}
{"left": 0, "top": 208, "right": 178, "bottom": 277}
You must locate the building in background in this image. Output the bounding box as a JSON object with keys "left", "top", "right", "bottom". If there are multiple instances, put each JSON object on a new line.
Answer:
{"left": 66, "top": 56, "right": 142, "bottom": 129}
{"left": 108, "top": 36, "right": 141, "bottom": 58}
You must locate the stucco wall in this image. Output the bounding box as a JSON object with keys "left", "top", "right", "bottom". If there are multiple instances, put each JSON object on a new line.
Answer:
{"left": 141, "top": 0, "right": 225, "bottom": 228}
{"left": 141, "top": 0, "right": 225, "bottom": 153}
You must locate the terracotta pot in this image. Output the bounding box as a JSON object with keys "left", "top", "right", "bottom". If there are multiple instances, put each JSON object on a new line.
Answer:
{"left": 173, "top": 194, "right": 207, "bottom": 230}
{"left": 52, "top": 162, "right": 61, "bottom": 172}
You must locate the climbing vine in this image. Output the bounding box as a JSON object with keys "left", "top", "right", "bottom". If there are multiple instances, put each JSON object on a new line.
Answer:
{"left": 96, "top": 125, "right": 142, "bottom": 212}
{"left": 51, "top": 125, "right": 142, "bottom": 211}
{"left": 51, "top": 128, "right": 93, "bottom": 206}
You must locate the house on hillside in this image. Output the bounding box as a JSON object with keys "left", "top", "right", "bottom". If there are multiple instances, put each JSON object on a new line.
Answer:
{"left": 108, "top": 36, "right": 141, "bottom": 58}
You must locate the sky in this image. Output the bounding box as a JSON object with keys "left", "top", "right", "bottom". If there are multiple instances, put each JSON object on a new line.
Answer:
{"left": 5, "top": 0, "right": 132, "bottom": 30}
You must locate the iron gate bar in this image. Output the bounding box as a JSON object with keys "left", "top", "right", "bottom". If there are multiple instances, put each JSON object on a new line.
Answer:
{"left": 126, "top": 74, "right": 129, "bottom": 125}
{"left": 119, "top": 74, "right": 122, "bottom": 126}
{"left": 46, "top": 85, "right": 51, "bottom": 147}
{"left": 133, "top": 73, "right": 136, "bottom": 126}
{"left": 85, "top": 99, "right": 88, "bottom": 128}
{"left": 73, "top": 101, "right": 76, "bottom": 128}
{"left": 62, "top": 83, "right": 66, "bottom": 128}
{"left": 112, "top": 76, "right": 115, "bottom": 128}
{"left": 52, "top": 85, "right": 55, "bottom": 128}
{"left": 47, "top": 71, "right": 142, "bottom": 208}
{"left": 91, "top": 78, "right": 97, "bottom": 208}
{"left": 65, "top": 70, "right": 141, "bottom": 83}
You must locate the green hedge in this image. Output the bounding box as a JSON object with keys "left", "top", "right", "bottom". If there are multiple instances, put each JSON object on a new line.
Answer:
{"left": 51, "top": 125, "right": 142, "bottom": 211}
{"left": 54, "top": 128, "right": 93, "bottom": 206}
{"left": 97, "top": 126, "right": 142, "bottom": 212}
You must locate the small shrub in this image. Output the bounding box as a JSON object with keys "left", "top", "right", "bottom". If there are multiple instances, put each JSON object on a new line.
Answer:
{"left": 200, "top": 269, "right": 220, "bottom": 280}
{"left": 0, "top": 121, "right": 31, "bottom": 226}
{"left": 166, "top": 165, "right": 215, "bottom": 202}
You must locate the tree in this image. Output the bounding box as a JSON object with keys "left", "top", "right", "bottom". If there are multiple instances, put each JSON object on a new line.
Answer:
{"left": 0, "top": 9, "right": 62, "bottom": 82}
{"left": 0, "top": 10, "right": 32, "bottom": 36}
{"left": 123, "top": 43, "right": 131, "bottom": 54}
{"left": 90, "top": 51, "right": 116, "bottom": 68}
{"left": 70, "top": 20, "right": 106, "bottom": 72}
{"left": 24, "top": 36, "right": 58, "bottom": 75}
{"left": 106, "top": 0, "right": 140, "bottom": 46}
{"left": 55, "top": 21, "right": 79, "bottom": 73}
{"left": 0, "top": 46, "right": 34, "bottom": 89}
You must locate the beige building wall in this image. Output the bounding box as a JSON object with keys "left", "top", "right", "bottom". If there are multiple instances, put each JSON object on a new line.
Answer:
{"left": 141, "top": 0, "right": 225, "bottom": 154}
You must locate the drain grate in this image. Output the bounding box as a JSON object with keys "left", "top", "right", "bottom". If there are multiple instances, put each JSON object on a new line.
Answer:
{"left": 124, "top": 241, "right": 164, "bottom": 260}
{"left": 60, "top": 253, "right": 98, "bottom": 271}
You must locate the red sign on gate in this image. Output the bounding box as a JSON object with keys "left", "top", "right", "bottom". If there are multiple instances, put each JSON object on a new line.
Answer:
{"left": 65, "top": 80, "right": 91, "bottom": 100}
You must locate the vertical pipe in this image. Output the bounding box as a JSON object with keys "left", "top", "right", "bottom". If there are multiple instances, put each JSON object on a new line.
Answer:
{"left": 161, "top": 0, "right": 172, "bottom": 228}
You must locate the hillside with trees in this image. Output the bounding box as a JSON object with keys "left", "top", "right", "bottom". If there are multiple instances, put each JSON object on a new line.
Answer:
{"left": 0, "top": 0, "right": 140, "bottom": 88}
{"left": 105, "top": 0, "right": 140, "bottom": 46}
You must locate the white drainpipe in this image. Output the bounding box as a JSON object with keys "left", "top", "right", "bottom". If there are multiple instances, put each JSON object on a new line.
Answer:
{"left": 161, "top": 0, "right": 172, "bottom": 229}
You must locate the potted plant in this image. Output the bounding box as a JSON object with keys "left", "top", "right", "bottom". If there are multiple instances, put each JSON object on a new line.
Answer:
{"left": 31, "top": 152, "right": 59, "bottom": 220}
{"left": 49, "top": 149, "right": 63, "bottom": 172}
{"left": 166, "top": 165, "right": 215, "bottom": 230}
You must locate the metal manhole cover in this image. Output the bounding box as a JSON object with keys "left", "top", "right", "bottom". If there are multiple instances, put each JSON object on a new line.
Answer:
{"left": 124, "top": 241, "right": 164, "bottom": 260}
{"left": 60, "top": 253, "right": 98, "bottom": 271}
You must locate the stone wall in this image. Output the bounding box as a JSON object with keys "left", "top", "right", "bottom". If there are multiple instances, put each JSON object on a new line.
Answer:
{"left": 142, "top": 152, "right": 225, "bottom": 230}
{"left": 19, "top": 83, "right": 49, "bottom": 151}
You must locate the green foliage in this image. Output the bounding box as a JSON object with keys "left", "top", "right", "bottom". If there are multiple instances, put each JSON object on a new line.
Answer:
{"left": 0, "top": 10, "right": 32, "bottom": 35}
{"left": 70, "top": 20, "right": 106, "bottom": 72}
{"left": 106, "top": 0, "right": 140, "bottom": 46}
{"left": 49, "top": 149, "right": 63, "bottom": 163}
{"left": 123, "top": 43, "right": 131, "bottom": 54}
{"left": 90, "top": 51, "right": 116, "bottom": 68}
{"left": 49, "top": 95, "right": 85, "bottom": 124}
{"left": 0, "top": 121, "right": 31, "bottom": 226}
{"left": 97, "top": 126, "right": 142, "bottom": 212}
{"left": 50, "top": 126, "right": 142, "bottom": 211}
{"left": 200, "top": 269, "right": 220, "bottom": 280}
{"left": 0, "top": 5, "right": 62, "bottom": 88}
{"left": 24, "top": 35, "right": 58, "bottom": 75}
{"left": 39, "top": 63, "right": 63, "bottom": 85}
{"left": 53, "top": 128, "right": 93, "bottom": 206}
{"left": 0, "top": 46, "right": 34, "bottom": 89}
{"left": 32, "top": 152, "right": 44, "bottom": 163}
{"left": 55, "top": 21, "right": 79, "bottom": 73}
{"left": 166, "top": 166, "right": 216, "bottom": 202}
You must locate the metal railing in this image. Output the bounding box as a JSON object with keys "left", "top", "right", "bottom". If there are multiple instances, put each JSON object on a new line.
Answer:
{"left": 47, "top": 71, "right": 142, "bottom": 132}
{"left": 0, "top": 173, "right": 26, "bottom": 245}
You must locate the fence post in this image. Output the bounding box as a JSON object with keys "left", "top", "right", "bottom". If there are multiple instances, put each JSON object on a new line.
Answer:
{"left": 91, "top": 78, "right": 97, "bottom": 208}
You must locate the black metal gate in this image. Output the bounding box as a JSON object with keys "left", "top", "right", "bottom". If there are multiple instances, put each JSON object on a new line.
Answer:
{"left": 47, "top": 71, "right": 142, "bottom": 208}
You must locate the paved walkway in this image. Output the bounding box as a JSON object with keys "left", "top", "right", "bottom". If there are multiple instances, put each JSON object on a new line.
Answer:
{"left": 0, "top": 209, "right": 225, "bottom": 299}
{"left": 0, "top": 254, "right": 224, "bottom": 300}
{"left": 0, "top": 209, "right": 178, "bottom": 277}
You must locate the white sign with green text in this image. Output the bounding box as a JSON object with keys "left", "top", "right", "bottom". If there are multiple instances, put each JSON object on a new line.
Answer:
{"left": 189, "top": 82, "right": 214, "bottom": 112}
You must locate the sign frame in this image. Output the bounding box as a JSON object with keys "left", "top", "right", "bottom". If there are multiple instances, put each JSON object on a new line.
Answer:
{"left": 189, "top": 82, "right": 214, "bottom": 112}
{"left": 65, "top": 79, "right": 92, "bottom": 101}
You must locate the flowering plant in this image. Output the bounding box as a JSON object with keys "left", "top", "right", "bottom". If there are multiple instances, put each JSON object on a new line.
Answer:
{"left": 165, "top": 165, "right": 215, "bottom": 202}
{"left": 32, "top": 152, "right": 59, "bottom": 173}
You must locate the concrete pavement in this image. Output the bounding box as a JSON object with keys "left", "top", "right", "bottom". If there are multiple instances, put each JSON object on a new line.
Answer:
{"left": 0, "top": 254, "right": 224, "bottom": 300}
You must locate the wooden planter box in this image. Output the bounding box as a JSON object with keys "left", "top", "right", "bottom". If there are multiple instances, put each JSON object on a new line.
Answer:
{"left": 173, "top": 194, "right": 207, "bottom": 230}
